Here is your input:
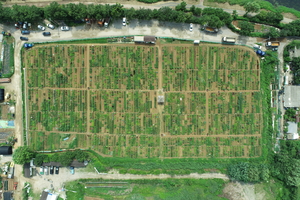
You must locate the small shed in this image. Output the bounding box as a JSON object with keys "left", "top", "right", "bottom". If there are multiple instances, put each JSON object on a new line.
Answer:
{"left": 0, "top": 89, "right": 5, "bottom": 101}
{"left": 194, "top": 40, "right": 200, "bottom": 44}
{"left": 287, "top": 133, "right": 299, "bottom": 140}
{"left": 158, "top": 95, "right": 164, "bottom": 104}
{"left": 3, "top": 192, "right": 12, "bottom": 200}
{"left": 0, "top": 146, "right": 12, "bottom": 155}
{"left": 284, "top": 86, "right": 300, "bottom": 107}
{"left": 134, "top": 36, "right": 144, "bottom": 43}
{"left": 287, "top": 121, "right": 298, "bottom": 134}
{"left": 40, "top": 191, "right": 48, "bottom": 200}
{"left": 24, "top": 163, "right": 31, "bottom": 178}
{"left": 144, "top": 36, "right": 156, "bottom": 44}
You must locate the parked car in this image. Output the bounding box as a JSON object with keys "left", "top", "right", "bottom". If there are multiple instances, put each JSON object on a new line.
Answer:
{"left": 122, "top": 17, "right": 126, "bottom": 26}
{"left": 20, "top": 36, "right": 28, "bottom": 41}
{"left": 38, "top": 25, "right": 45, "bottom": 31}
{"left": 47, "top": 24, "right": 55, "bottom": 29}
{"left": 23, "top": 22, "right": 28, "bottom": 29}
{"left": 21, "top": 30, "right": 30, "bottom": 35}
{"left": 253, "top": 44, "right": 262, "bottom": 50}
{"left": 190, "top": 23, "right": 193, "bottom": 32}
{"left": 44, "top": 166, "right": 49, "bottom": 175}
{"left": 50, "top": 166, "right": 54, "bottom": 175}
{"left": 39, "top": 166, "right": 44, "bottom": 175}
{"left": 55, "top": 166, "right": 59, "bottom": 174}
{"left": 43, "top": 32, "right": 51, "bottom": 36}
{"left": 61, "top": 26, "right": 70, "bottom": 31}
{"left": 24, "top": 43, "right": 34, "bottom": 48}
{"left": 70, "top": 166, "right": 75, "bottom": 175}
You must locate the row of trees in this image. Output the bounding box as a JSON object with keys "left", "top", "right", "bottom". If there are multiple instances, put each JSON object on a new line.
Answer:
{"left": 12, "top": 146, "right": 89, "bottom": 166}
{"left": 0, "top": 2, "right": 231, "bottom": 28}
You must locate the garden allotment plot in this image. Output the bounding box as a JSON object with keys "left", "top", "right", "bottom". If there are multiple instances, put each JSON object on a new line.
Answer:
{"left": 23, "top": 44, "right": 262, "bottom": 158}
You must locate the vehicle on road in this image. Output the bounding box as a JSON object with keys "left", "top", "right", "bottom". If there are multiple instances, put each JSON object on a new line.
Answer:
{"left": 55, "top": 166, "right": 59, "bottom": 174}
{"left": 122, "top": 17, "right": 126, "bottom": 26}
{"left": 104, "top": 18, "right": 111, "bottom": 28}
{"left": 256, "top": 49, "right": 266, "bottom": 56}
{"left": 266, "top": 41, "right": 280, "bottom": 47}
{"left": 61, "top": 26, "right": 70, "bottom": 31}
{"left": 50, "top": 166, "right": 54, "bottom": 174}
{"left": 253, "top": 44, "right": 262, "bottom": 50}
{"left": 23, "top": 22, "right": 27, "bottom": 29}
{"left": 70, "top": 166, "right": 74, "bottom": 174}
{"left": 44, "top": 166, "right": 49, "bottom": 175}
{"left": 21, "top": 30, "right": 30, "bottom": 35}
{"left": 204, "top": 26, "right": 218, "bottom": 33}
{"left": 190, "top": 23, "right": 193, "bottom": 32}
{"left": 43, "top": 32, "right": 51, "bottom": 36}
{"left": 24, "top": 43, "right": 34, "bottom": 48}
{"left": 38, "top": 25, "right": 45, "bottom": 31}
{"left": 222, "top": 37, "right": 236, "bottom": 43}
{"left": 0, "top": 78, "right": 11, "bottom": 83}
{"left": 2, "top": 32, "right": 11, "bottom": 36}
{"left": 20, "top": 36, "right": 28, "bottom": 41}
{"left": 47, "top": 24, "right": 55, "bottom": 29}
{"left": 40, "top": 166, "right": 44, "bottom": 175}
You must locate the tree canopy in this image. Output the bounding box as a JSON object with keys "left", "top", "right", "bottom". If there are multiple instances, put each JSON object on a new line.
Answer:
{"left": 239, "top": 21, "right": 254, "bottom": 35}
{"left": 244, "top": 2, "right": 260, "bottom": 14}
{"left": 12, "top": 146, "right": 35, "bottom": 165}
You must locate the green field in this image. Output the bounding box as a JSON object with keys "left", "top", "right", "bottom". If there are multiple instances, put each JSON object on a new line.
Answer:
{"left": 23, "top": 43, "right": 262, "bottom": 158}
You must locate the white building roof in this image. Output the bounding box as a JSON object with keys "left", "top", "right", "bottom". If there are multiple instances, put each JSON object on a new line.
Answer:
{"left": 284, "top": 86, "right": 300, "bottom": 107}
{"left": 287, "top": 133, "right": 299, "bottom": 140}
{"left": 46, "top": 193, "right": 58, "bottom": 200}
{"left": 134, "top": 36, "right": 144, "bottom": 42}
{"left": 287, "top": 121, "right": 298, "bottom": 134}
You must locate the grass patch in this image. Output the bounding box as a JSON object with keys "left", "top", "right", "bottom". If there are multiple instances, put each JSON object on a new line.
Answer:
{"left": 66, "top": 178, "right": 227, "bottom": 200}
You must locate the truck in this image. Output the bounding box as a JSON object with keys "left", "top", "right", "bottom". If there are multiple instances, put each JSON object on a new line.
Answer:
{"left": 204, "top": 26, "right": 218, "bottom": 33}
{"left": 104, "top": 18, "right": 111, "bottom": 28}
{"left": 266, "top": 41, "right": 280, "bottom": 47}
{"left": 0, "top": 78, "right": 11, "bottom": 83}
{"left": 222, "top": 37, "right": 236, "bottom": 43}
{"left": 97, "top": 19, "right": 105, "bottom": 27}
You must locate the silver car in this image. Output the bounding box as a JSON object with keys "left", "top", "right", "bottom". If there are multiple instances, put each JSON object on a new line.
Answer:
{"left": 38, "top": 25, "right": 45, "bottom": 31}
{"left": 44, "top": 166, "right": 49, "bottom": 175}
{"left": 61, "top": 26, "right": 70, "bottom": 31}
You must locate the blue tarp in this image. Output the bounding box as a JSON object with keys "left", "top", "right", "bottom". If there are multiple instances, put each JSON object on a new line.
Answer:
{"left": 7, "top": 121, "right": 14, "bottom": 126}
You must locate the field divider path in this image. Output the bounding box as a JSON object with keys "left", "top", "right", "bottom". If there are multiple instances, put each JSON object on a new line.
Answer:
{"left": 86, "top": 45, "right": 90, "bottom": 135}
{"left": 157, "top": 42, "right": 164, "bottom": 158}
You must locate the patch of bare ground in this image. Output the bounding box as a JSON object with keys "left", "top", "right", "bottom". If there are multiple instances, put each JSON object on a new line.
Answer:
{"left": 203, "top": 1, "right": 245, "bottom": 11}
{"left": 85, "top": 197, "right": 105, "bottom": 200}
{"left": 282, "top": 12, "right": 298, "bottom": 21}
{"left": 222, "top": 182, "right": 267, "bottom": 200}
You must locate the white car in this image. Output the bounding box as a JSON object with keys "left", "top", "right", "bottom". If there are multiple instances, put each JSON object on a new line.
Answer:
{"left": 190, "top": 23, "right": 193, "bottom": 32}
{"left": 253, "top": 44, "right": 262, "bottom": 50}
{"left": 47, "top": 24, "right": 55, "bottom": 29}
{"left": 38, "top": 25, "right": 45, "bottom": 31}
{"left": 61, "top": 26, "right": 70, "bottom": 31}
{"left": 122, "top": 17, "right": 126, "bottom": 26}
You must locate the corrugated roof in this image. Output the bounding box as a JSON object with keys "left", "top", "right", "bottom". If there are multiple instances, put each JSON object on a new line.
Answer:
{"left": 284, "top": 86, "right": 300, "bottom": 107}
{"left": 144, "top": 36, "right": 156, "bottom": 43}
{"left": 287, "top": 121, "right": 298, "bottom": 134}
{"left": 134, "top": 36, "right": 144, "bottom": 42}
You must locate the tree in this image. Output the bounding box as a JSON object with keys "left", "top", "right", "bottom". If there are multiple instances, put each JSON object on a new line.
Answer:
{"left": 244, "top": 2, "right": 260, "bottom": 15}
{"left": 284, "top": 108, "right": 296, "bottom": 121}
{"left": 74, "top": 149, "right": 89, "bottom": 162}
{"left": 34, "top": 154, "right": 47, "bottom": 166}
{"left": 13, "top": 146, "right": 35, "bottom": 165}
{"left": 110, "top": 3, "right": 124, "bottom": 19}
{"left": 175, "top": 1, "right": 187, "bottom": 12}
{"left": 267, "top": 27, "right": 280, "bottom": 39}
{"left": 58, "top": 151, "right": 75, "bottom": 166}
{"left": 239, "top": 21, "right": 254, "bottom": 35}
{"left": 232, "top": 10, "right": 238, "bottom": 20}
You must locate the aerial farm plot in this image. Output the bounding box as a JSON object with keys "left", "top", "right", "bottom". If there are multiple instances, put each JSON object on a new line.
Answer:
{"left": 22, "top": 43, "right": 262, "bottom": 158}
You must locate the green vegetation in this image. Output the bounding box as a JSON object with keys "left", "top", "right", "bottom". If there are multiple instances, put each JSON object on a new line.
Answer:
{"left": 66, "top": 179, "right": 227, "bottom": 200}
{"left": 206, "top": 0, "right": 300, "bottom": 18}
{"left": 291, "top": 57, "right": 300, "bottom": 84}
{"left": 12, "top": 146, "right": 35, "bottom": 164}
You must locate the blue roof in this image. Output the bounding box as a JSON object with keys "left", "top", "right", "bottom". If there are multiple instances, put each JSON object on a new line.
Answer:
{"left": 7, "top": 121, "right": 14, "bottom": 126}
